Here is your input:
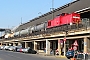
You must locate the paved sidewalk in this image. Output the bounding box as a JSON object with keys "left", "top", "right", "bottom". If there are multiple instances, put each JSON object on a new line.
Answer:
{"left": 36, "top": 54, "right": 68, "bottom": 60}
{"left": 37, "top": 53, "right": 68, "bottom": 59}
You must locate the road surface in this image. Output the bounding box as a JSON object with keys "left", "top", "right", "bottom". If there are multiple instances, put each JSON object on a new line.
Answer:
{"left": 0, "top": 50, "right": 68, "bottom": 60}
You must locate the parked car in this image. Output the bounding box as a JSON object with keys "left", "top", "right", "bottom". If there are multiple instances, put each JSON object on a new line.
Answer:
{"left": 4, "top": 46, "right": 10, "bottom": 50}
{"left": 28, "top": 48, "right": 37, "bottom": 54}
{"left": 0, "top": 45, "right": 5, "bottom": 50}
{"left": 8, "top": 46, "right": 16, "bottom": 51}
{"left": 14, "top": 45, "right": 22, "bottom": 52}
{"left": 16, "top": 48, "right": 23, "bottom": 52}
{"left": 22, "top": 47, "right": 29, "bottom": 53}
{"left": 22, "top": 47, "right": 37, "bottom": 54}
{"left": 66, "top": 50, "right": 74, "bottom": 59}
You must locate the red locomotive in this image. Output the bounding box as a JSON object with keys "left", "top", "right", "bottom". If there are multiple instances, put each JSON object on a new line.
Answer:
{"left": 47, "top": 13, "right": 81, "bottom": 28}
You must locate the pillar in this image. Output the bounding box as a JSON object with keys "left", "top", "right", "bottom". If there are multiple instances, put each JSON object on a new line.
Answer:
{"left": 11, "top": 43, "right": 13, "bottom": 46}
{"left": 58, "top": 39, "right": 61, "bottom": 56}
{"left": 87, "top": 37, "right": 90, "bottom": 53}
{"left": 13, "top": 42, "right": 16, "bottom": 46}
{"left": 46, "top": 39, "right": 50, "bottom": 55}
{"left": 25, "top": 42, "right": 28, "bottom": 48}
{"left": 84, "top": 37, "right": 88, "bottom": 53}
{"left": 34, "top": 41, "right": 37, "bottom": 50}
{"left": 6, "top": 43, "right": 8, "bottom": 46}
{"left": 0, "top": 42, "right": 2, "bottom": 46}
{"left": 18, "top": 42, "right": 21, "bottom": 46}
{"left": 9, "top": 43, "right": 12, "bottom": 46}
{"left": 7, "top": 43, "right": 9, "bottom": 46}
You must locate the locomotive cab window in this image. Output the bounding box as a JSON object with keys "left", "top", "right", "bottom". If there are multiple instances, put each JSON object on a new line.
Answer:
{"left": 61, "top": 13, "right": 69, "bottom": 16}
{"left": 48, "top": 21, "right": 51, "bottom": 26}
{"left": 61, "top": 13, "right": 65, "bottom": 16}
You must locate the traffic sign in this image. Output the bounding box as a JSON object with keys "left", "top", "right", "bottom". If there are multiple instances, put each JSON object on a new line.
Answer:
{"left": 73, "top": 46, "right": 77, "bottom": 50}
{"left": 63, "top": 38, "right": 66, "bottom": 42}
{"left": 73, "top": 40, "right": 78, "bottom": 46}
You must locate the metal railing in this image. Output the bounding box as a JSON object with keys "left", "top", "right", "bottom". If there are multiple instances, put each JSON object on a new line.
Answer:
{"left": 77, "top": 53, "right": 88, "bottom": 60}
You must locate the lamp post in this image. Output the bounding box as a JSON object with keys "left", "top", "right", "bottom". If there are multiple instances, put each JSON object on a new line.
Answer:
{"left": 52, "top": 0, "right": 54, "bottom": 20}
{"left": 21, "top": 17, "right": 22, "bottom": 25}
{"left": 50, "top": 0, "right": 54, "bottom": 20}
{"left": 64, "top": 31, "right": 68, "bottom": 56}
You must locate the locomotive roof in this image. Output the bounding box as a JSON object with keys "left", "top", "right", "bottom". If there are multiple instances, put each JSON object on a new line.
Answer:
{"left": 15, "top": 0, "right": 90, "bottom": 32}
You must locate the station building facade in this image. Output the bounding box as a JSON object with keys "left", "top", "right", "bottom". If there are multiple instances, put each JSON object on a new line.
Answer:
{"left": 0, "top": 0, "right": 90, "bottom": 56}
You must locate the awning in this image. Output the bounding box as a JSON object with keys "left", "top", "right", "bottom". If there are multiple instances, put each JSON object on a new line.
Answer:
{"left": 75, "top": 7, "right": 90, "bottom": 14}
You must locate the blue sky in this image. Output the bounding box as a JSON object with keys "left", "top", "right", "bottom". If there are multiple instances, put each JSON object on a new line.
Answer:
{"left": 0, "top": 0, "right": 72, "bottom": 29}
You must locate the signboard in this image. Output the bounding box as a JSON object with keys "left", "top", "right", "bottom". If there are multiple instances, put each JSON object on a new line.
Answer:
{"left": 73, "top": 40, "right": 78, "bottom": 46}
{"left": 58, "top": 40, "right": 60, "bottom": 43}
{"left": 73, "top": 46, "right": 77, "bottom": 50}
{"left": 60, "top": 40, "right": 63, "bottom": 45}
{"left": 58, "top": 40, "right": 63, "bottom": 45}
{"left": 63, "top": 38, "right": 66, "bottom": 42}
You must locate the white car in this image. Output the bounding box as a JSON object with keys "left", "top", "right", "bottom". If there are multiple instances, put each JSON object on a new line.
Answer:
{"left": 22, "top": 47, "right": 30, "bottom": 53}
{"left": 0, "top": 45, "right": 5, "bottom": 50}
{"left": 8, "top": 46, "right": 16, "bottom": 51}
{"left": 3, "top": 46, "right": 9, "bottom": 50}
